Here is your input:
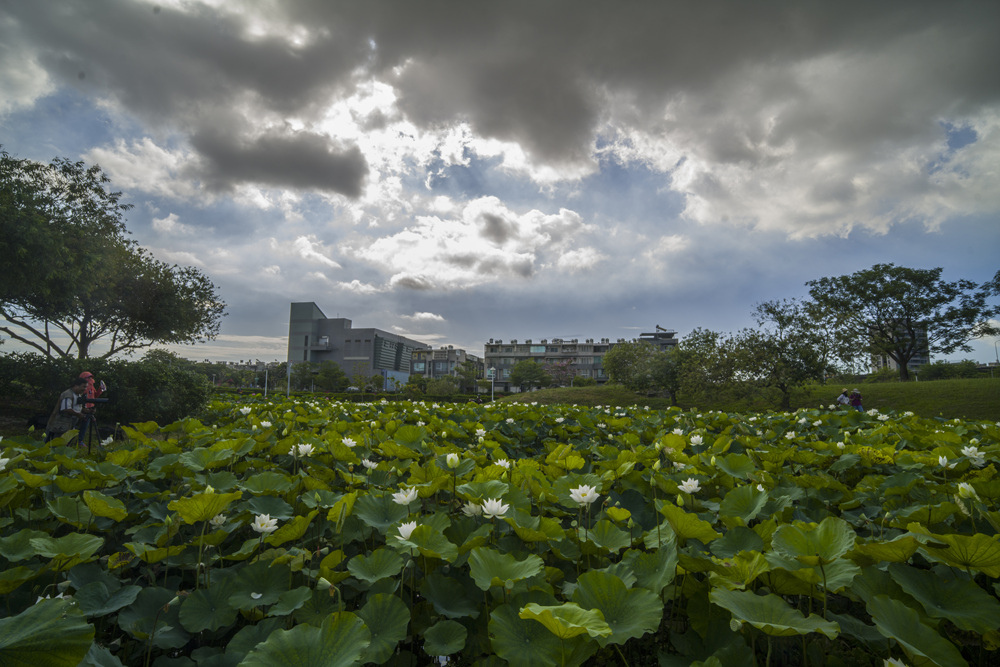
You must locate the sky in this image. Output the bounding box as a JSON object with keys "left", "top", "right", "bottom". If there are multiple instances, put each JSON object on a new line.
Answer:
{"left": 2, "top": 0, "right": 999, "bottom": 365}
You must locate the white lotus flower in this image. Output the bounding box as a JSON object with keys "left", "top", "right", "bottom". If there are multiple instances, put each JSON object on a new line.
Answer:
{"left": 555, "top": 417, "right": 564, "bottom": 423}
{"left": 962, "top": 445, "right": 986, "bottom": 468}
{"left": 756, "top": 484, "right": 765, "bottom": 492}
{"left": 877, "top": 414, "right": 890, "bottom": 422}
{"left": 210, "top": 514, "right": 227, "bottom": 529}
{"left": 361, "top": 458, "right": 378, "bottom": 470}
{"left": 884, "top": 658, "right": 908, "bottom": 667}
{"left": 957, "top": 482, "right": 978, "bottom": 500}
{"left": 101, "top": 435, "right": 114, "bottom": 446}
{"left": 672, "top": 428, "right": 684, "bottom": 435}
{"left": 813, "top": 420, "right": 822, "bottom": 427}
{"left": 446, "top": 453, "right": 460, "bottom": 469}
{"left": 0, "top": 457, "right": 9, "bottom": 472}
{"left": 785, "top": 431, "right": 796, "bottom": 440}
{"left": 570, "top": 484, "right": 600, "bottom": 506}
{"left": 678, "top": 478, "right": 701, "bottom": 494}
{"left": 938, "top": 455, "right": 956, "bottom": 469}
{"left": 259, "top": 421, "right": 271, "bottom": 428}
{"left": 495, "top": 459, "right": 511, "bottom": 469}
{"left": 505, "top": 418, "right": 514, "bottom": 424}
{"left": 251, "top": 514, "right": 278, "bottom": 534}
{"left": 462, "top": 501, "right": 483, "bottom": 517}
{"left": 597, "top": 423, "right": 607, "bottom": 429}
{"left": 295, "top": 443, "right": 314, "bottom": 458}
{"left": 673, "top": 461, "right": 687, "bottom": 471}
{"left": 481, "top": 498, "right": 509, "bottom": 519}
{"left": 836, "top": 442, "right": 846, "bottom": 450}
{"left": 398, "top": 521, "right": 417, "bottom": 540}
{"left": 475, "top": 428, "right": 486, "bottom": 437}
{"left": 689, "top": 435, "right": 703, "bottom": 446}
{"left": 342, "top": 437, "right": 357, "bottom": 448}
{"left": 392, "top": 486, "right": 419, "bottom": 505}
{"left": 239, "top": 407, "right": 252, "bottom": 415}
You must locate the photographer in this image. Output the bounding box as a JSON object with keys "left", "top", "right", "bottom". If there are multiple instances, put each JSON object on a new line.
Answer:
{"left": 78, "top": 371, "right": 106, "bottom": 446}
{"left": 45, "top": 376, "right": 90, "bottom": 443}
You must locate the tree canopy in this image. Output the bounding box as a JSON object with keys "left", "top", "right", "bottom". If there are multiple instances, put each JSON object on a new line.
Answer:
{"left": 0, "top": 150, "right": 226, "bottom": 359}
{"left": 806, "top": 264, "right": 999, "bottom": 380}
{"left": 508, "top": 359, "right": 550, "bottom": 391}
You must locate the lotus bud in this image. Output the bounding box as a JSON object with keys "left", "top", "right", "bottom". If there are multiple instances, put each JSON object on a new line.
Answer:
{"left": 652, "top": 460, "right": 661, "bottom": 471}
{"left": 316, "top": 577, "right": 332, "bottom": 590}
{"left": 204, "top": 485, "right": 215, "bottom": 494}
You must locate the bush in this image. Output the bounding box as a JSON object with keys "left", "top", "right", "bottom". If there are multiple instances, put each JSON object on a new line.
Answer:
{"left": 916, "top": 359, "right": 981, "bottom": 381}
{"left": 0, "top": 350, "right": 211, "bottom": 426}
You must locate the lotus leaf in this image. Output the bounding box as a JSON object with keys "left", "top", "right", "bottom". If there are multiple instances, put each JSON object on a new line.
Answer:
{"left": 771, "top": 516, "right": 856, "bottom": 565}
{"left": 622, "top": 544, "right": 678, "bottom": 594}
{"left": 357, "top": 593, "right": 409, "bottom": 663}
{"left": 571, "top": 570, "right": 663, "bottom": 646}
{"left": 490, "top": 601, "right": 595, "bottom": 667}
{"left": 519, "top": 602, "right": 612, "bottom": 639}
{"left": 74, "top": 581, "right": 141, "bottom": 617}
{"left": 353, "top": 494, "right": 408, "bottom": 532}
{"left": 867, "top": 594, "right": 968, "bottom": 667}
{"left": 468, "top": 547, "right": 544, "bottom": 590}
{"left": 239, "top": 612, "right": 371, "bottom": 667}
{"left": 168, "top": 491, "right": 242, "bottom": 524}
{"left": 888, "top": 562, "right": 1000, "bottom": 634}
{"left": 709, "top": 588, "right": 840, "bottom": 639}
{"left": 265, "top": 509, "right": 317, "bottom": 547}
{"left": 82, "top": 490, "right": 128, "bottom": 522}
{"left": 180, "top": 581, "right": 239, "bottom": 633}
{"left": 347, "top": 548, "right": 404, "bottom": 584}
{"left": 420, "top": 570, "right": 481, "bottom": 619}
{"left": 0, "top": 599, "right": 94, "bottom": 667}
{"left": 659, "top": 503, "right": 720, "bottom": 543}
{"left": 909, "top": 526, "right": 1000, "bottom": 577}
{"left": 422, "top": 619, "right": 467, "bottom": 656}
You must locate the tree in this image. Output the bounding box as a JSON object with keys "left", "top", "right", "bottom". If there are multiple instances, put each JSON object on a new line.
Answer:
{"left": 315, "top": 361, "right": 349, "bottom": 391}
{"left": 602, "top": 341, "right": 657, "bottom": 392}
{"left": 674, "top": 328, "right": 741, "bottom": 403}
{"left": 508, "top": 360, "right": 550, "bottom": 392}
{"left": 454, "top": 359, "right": 480, "bottom": 393}
{"left": 647, "top": 348, "right": 682, "bottom": 404}
{"left": 0, "top": 150, "right": 226, "bottom": 359}
{"left": 543, "top": 359, "right": 576, "bottom": 387}
{"left": 739, "top": 299, "right": 830, "bottom": 409}
{"left": 806, "top": 264, "right": 999, "bottom": 380}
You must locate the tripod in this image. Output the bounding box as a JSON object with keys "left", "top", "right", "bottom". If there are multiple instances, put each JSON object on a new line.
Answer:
{"left": 79, "top": 412, "right": 99, "bottom": 453}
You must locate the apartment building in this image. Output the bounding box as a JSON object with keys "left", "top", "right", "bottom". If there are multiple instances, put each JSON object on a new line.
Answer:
{"left": 412, "top": 346, "right": 485, "bottom": 381}
{"left": 483, "top": 328, "right": 678, "bottom": 390}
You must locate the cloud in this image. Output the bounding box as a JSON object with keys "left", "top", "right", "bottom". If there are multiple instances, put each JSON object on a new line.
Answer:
{"left": 401, "top": 312, "right": 446, "bottom": 323}
{"left": 152, "top": 212, "right": 196, "bottom": 235}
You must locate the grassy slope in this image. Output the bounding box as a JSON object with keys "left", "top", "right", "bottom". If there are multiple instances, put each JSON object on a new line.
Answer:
{"left": 500, "top": 378, "right": 1000, "bottom": 421}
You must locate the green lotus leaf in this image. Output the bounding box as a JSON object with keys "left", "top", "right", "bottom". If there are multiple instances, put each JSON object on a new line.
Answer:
{"left": 395, "top": 524, "right": 459, "bottom": 562}
{"left": 909, "top": 526, "right": 1000, "bottom": 577}
{"left": 46, "top": 495, "right": 93, "bottom": 529}
{"left": 848, "top": 536, "right": 921, "bottom": 564}
{"left": 74, "top": 581, "right": 141, "bottom": 617}
{"left": 422, "top": 619, "right": 467, "bottom": 656}
{"left": 30, "top": 533, "right": 104, "bottom": 561}
{"left": 82, "top": 490, "right": 128, "bottom": 522}
{"left": 179, "top": 447, "right": 232, "bottom": 472}
{"left": 420, "top": 570, "right": 481, "bottom": 619}
{"left": 828, "top": 454, "right": 861, "bottom": 473}
{"left": 240, "top": 611, "right": 370, "bottom": 667}
{"left": 352, "top": 494, "right": 408, "bottom": 532}
{"left": 180, "top": 581, "right": 239, "bottom": 633}
{"left": 622, "top": 543, "right": 678, "bottom": 595}
{"left": 710, "top": 551, "right": 772, "bottom": 589}
{"left": 240, "top": 471, "right": 296, "bottom": 495}
{"left": 79, "top": 642, "right": 126, "bottom": 666}
{"left": 347, "top": 548, "right": 404, "bottom": 584}
{"left": 246, "top": 495, "right": 294, "bottom": 520}
{"left": 508, "top": 510, "right": 564, "bottom": 543}
{"left": 715, "top": 453, "right": 756, "bottom": 479}
{"left": 357, "top": 593, "right": 409, "bottom": 664}
{"left": 468, "top": 547, "right": 544, "bottom": 590}
{"left": 389, "top": 424, "right": 426, "bottom": 449}
{"left": 519, "top": 602, "right": 612, "bottom": 640}
{"left": 118, "top": 587, "right": 190, "bottom": 649}
{"left": 571, "top": 570, "right": 663, "bottom": 646}
{"left": 710, "top": 526, "right": 764, "bottom": 559}
{"left": 659, "top": 503, "right": 720, "bottom": 543}
{"left": 709, "top": 588, "right": 840, "bottom": 639}
{"left": 229, "top": 561, "right": 291, "bottom": 610}
{"left": 268, "top": 587, "right": 313, "bottom": 617}
{"left": 585, "top": 518, "right": 629, "bottom": 551}
{"left": 224, "top": 618, "right": 285, "bottom": 662}
{"left": 719, "top": 485, "right": 768, "bottom": 525}
{"left": 291, "top": 589, "right": 345, "bottom": 627}
{"left": 265, "top": 509, "right": 318, "bottom": 547}
{"left": 168, "top": 491, "right": 242, "bottom": 524}
{"left": 867, "top": 594, "right": 968, "bottom": 667}
{"left": 0, "top": 529, "right": 50, "bottom": 562}
{"left": 771, "top": 516, "right": 855, "bottom": 566}
{"left": 0, "top": 598, "right": 94, "bottom": 667}
{"left": 124, "top": 542, "right": 186, "bottom": 564}
{"left": 826, "top": 612, "right": 885, "bottom": 650}
{"left": 642, "top": 519, "right": 678, "bottom": 550}
{"left": 456, "top": 480, "right": 509, "bottom": 501}
{"left": 491, "top": 601, "right": 594, "bottom": 667}
{"left": 0, "top": 566, "right": 36, "bottom": 595}
{"left": 888, "top": 562, "right": 1000, "bottom": 634}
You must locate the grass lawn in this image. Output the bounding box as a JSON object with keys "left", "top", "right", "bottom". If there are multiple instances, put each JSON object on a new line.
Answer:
{"left": 501, "top": 377, "right": 1000, "bottom": 421}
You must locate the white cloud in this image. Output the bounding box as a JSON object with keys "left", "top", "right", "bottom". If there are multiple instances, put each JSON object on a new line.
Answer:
{"left": 401, "top": 312, "right": 446, "bottom": 322}
{"left": 291, "top": 236, "right": 341, "bottom": 269}
{"left": 152, "top": 212, "right": 196, "bottom": 235}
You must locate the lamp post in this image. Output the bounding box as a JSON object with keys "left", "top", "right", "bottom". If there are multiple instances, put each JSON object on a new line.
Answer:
{"left": 488, "top": 367, "right": 496, "bottom": 401}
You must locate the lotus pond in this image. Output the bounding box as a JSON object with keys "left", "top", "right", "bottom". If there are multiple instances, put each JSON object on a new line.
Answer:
{"left": 0, "top": 398, "right": 998, "bottom": 666}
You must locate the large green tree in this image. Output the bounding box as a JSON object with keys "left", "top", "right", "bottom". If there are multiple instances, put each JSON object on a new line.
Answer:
{"left": 806, "top": 264, "right": 999, "bottom": 380}
{"left": 0, "top": 150, "right": 226, "bottom": 359}
{"left": 508, "top": 359, "right": 550, "bottom": 392}
{"left": 601, "top": 341, "right": 657, "bottom": 392}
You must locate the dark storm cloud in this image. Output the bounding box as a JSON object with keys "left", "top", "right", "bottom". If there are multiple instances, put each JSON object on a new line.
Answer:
{"left": 190, "top": 127, "right": 368, "bottom": 196}
{"left": 479, "top": 213, "right": 518, "bottom": 245}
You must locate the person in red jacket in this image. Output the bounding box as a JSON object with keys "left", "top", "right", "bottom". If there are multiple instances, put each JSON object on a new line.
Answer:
{"left": 78, "top": 371, "right": 106, "bottom": 446}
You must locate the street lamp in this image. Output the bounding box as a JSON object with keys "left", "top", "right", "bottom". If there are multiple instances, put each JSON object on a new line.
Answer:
{"left": 488, "top": 367, "right": 496, "bottom": 401}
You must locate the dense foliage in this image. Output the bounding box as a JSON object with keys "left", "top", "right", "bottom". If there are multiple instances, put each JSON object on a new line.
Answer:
{"left": 0, "top": 150, "right": 226, "bottom": 359}
{"left": 0, "top": 398, "right": 997, "bottom": 666}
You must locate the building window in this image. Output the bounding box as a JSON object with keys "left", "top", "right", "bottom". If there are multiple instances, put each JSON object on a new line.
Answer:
{"left": 304, "top": 335, "right": 309, "bottom": 347}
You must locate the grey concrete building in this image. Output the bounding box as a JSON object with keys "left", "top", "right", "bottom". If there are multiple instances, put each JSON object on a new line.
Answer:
{"left": 412, "top": 346, "right": 485, "bottom": 382}
{"left": 287, "top": 302, "right": 427, "bottom": 386}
